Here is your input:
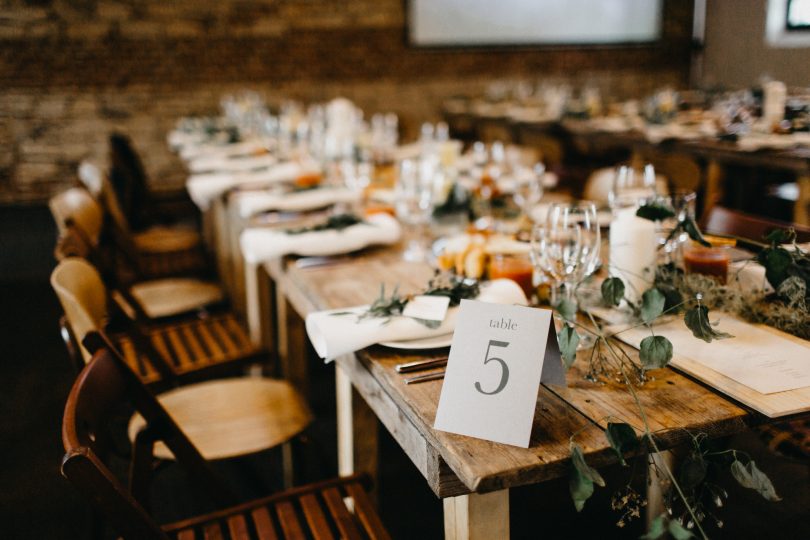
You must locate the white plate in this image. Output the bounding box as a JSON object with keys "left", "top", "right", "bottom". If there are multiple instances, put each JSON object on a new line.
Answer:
{"left": 379, "top": 333, "right": 454, "bottom": 350}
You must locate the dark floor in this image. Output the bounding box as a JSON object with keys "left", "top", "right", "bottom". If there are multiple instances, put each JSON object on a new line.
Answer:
{"left": 1, "top": 205, "right": 809, "bottom": 539}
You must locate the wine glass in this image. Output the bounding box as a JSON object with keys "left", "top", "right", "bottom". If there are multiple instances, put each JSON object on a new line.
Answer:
{"left": 395, "top": 159, "right": 435, "bottom": 262}
{"left": 531, "top": 202, "right": 601, "bottom": 345}
{"left": 609, "top": 164, "right": 657, "bottom": 213}
{"left": 514, "top": 162, "right": 545, "bottom": 221}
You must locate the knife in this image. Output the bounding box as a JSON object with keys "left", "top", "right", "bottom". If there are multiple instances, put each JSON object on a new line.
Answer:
{"left": 395, "top": 356, "right": 449, "bottom": 373}
{"left": 404, "top": 370, "right": 446, "bottom": 385}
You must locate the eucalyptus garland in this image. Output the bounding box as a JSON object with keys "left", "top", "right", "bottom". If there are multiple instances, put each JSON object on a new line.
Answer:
{"left": 554, "top": 216, "right": 803, "bottom": 537}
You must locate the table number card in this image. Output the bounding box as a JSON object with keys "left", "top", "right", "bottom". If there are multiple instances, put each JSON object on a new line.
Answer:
{"left": 434, "top": 300, "right": 565, "bottom": 448}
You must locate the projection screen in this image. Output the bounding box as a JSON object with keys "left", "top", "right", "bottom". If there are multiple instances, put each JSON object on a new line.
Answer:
{"left": 408, "top": 0, "right": 663, "bottom": 47}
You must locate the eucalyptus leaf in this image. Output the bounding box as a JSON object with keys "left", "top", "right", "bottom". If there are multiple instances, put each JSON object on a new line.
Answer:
{"left": 656, "top": 283, "right": 684, "bottom": 313}
{"left": 678, "top": 455, "right": 707, "bottom": 491}
{"left": 554, "top": 298, "right": 578, "bottom": 322}
{"left": 684, "top": 305, "right": 733, "bottom": 343}
{"left": 640, "top": 288, "right": 666, "bottom": 324}
{"left": 683, "top": 217, "right": 711, "bottom": 247}
{"left": 568, "top": 465, "right": 594, "bottom": 512}
{"left": 639, "top": 335, "right": 673, "bottom": 370}
{"left": 641, "top": 515, "right": 666, "bottom": 540}
{"left": 601, "top": 277, "right": 625, "bottom": 306}
{"left": 570, "top": 442, "right": 605, "bottom": 487}
{"left": 411, "top": 318, "right": 441, "bottom": 329}
{"left": 764, "top": 228, "right": 795, "bottom": 245}
{"left": 605, "top": 422, "right": 639, "bottom": 466}
{"left": 756, "top": 247, "right": 793, "bottom": 289}
{"left": 557, "top": 324, "right": 580, "bottom": 369}
{"left": 730, "top": 460, "right": 782, "bottom": 502}
{"left": 636, "top": 203, "right": 676, "bottom": 222}
{"left": 668, "top": 519, "right": 695, "bottom": 540}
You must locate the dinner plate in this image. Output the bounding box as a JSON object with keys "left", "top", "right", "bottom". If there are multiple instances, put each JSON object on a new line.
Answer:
{"left": 379, "top": 333, "right": 454, "bottom": 350}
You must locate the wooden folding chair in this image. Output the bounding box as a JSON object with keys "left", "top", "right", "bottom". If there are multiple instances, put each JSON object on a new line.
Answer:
{"left": 50, "top": 258, "right": 263, "bottom": 391}
{"left": 61, "top": 348, "right": 388, "bottom": 540}
{"left": 703, "top": 205, "right": 810, "bottom": 245}
{"left": 50, "top": 188, "right": 225, "bottom": 320}
{"left": 77, "top": 161, "right": 209, "bottom": 280}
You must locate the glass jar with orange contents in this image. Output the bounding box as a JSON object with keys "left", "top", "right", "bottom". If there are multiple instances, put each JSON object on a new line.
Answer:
{"left": 682, "top": 237, "right": 735, "bottom": 284}
{"left": 488, "top": 252, "right": 535, "bottom": 298}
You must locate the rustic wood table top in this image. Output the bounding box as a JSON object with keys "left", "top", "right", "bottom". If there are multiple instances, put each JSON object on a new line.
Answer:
{"left": 267, "top": 247, "right": 755, "bottom": 498}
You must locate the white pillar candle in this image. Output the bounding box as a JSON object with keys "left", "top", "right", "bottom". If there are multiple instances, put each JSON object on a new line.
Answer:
{"left": 609, "top": 208, "right": 657, "bottom": 303}
{"left": 762, "top": 80, "right": 786, "bottom": 126}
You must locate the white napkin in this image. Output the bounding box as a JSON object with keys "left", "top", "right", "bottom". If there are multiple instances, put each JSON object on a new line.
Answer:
{"left": 188, "top": 153, "right": 277, "bottom": 174}
{"left": 234, "top": 187, "right": 360, "bottom": 218}
{"left": 239, "top": 212, "right": 401, "bottom": 264}
{"left": 187, "top": 161, "right": 319, "bottom": 210}
{"left": 736, "top": 133, "right": 799, "bottom": 152}
{"left": 179, "top": 140, "right": 270, "bottom": 162}
{"left": 306, "top": 279, "right": 528, "bottom": 360}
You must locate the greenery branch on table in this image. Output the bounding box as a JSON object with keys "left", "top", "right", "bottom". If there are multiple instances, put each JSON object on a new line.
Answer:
{"left": 331, "top": 272, "right": 480, "bottom": 329}
{"left": 284, "top": 213, "right": 364, "bottom": 235}
{"left": 557, "top": 216, "right": 803, "bottom": 537}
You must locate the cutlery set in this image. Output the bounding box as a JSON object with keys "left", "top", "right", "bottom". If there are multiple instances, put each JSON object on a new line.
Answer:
{"left": 395, "top": 356, "right": 448, "bottom": 384}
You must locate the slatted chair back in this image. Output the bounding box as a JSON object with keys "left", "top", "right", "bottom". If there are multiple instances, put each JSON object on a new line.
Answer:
{"left": 49, "top": 188, "right": 104, "bottom": 247}
{"left": 62, "top": 347, "right": 232, "bottom": 540}
{"left": 78, "top": 159, "right": 133, "bottom": 236}
{"left": 703, "top": 206, "right": 810, "bottom": 244}
{"left": 51, "top": 258, "right": 109, "bottom": 363}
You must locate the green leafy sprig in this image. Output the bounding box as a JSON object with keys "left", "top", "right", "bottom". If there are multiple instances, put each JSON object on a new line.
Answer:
{"left": 286, "top": 213, "right": 364, "bottom": 235}
{"left": 333, "top": 273, "right": 480, "bottom": 328}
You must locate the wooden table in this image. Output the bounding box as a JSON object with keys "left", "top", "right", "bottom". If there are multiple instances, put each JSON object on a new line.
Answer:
{"left": 445, "top": 107, "right": 810, "bottom": 225}
{"left": 261, "top": 248, "right": 758, "bottom": 539}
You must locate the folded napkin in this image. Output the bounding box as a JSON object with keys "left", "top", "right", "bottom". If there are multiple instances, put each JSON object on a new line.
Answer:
{"left": 179, "top": 140, "right": 270, "bottom": 162}
{"left": 240, "top": 212, "right": 401, "bottom": 264}
{"left": 736, "top": 133, "right": 799, "bottom": 152}
{"left": 234, "top": 187, "right": 360, "bottom": 218}
{"left": 188, "top": 153, "right": 277, "bottom": 174}
{"left": 306, "top": 279, "right": 528, "bottom": 360}
{"left": 187, "top": 161, "right": 319, "bottom": 210}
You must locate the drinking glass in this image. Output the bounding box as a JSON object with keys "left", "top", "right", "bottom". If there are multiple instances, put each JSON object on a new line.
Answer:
{"left": 532, "top": 202, "right": 600, "bottom": 348}
{"left": 609, "top": 164, "right": 657, "bottom": 212}
{"left": 395, "top": 159, "right": 435, "bottom": 262}
{"left": 514, "top": 163, "right": 545, "bottom": 221}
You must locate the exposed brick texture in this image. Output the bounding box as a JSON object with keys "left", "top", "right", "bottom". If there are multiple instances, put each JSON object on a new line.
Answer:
{"left": 0, "top": 0, "right": 693, "bottom": 204}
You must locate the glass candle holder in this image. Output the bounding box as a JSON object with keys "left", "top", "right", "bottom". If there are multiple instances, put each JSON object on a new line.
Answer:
{"left": 488, "top": 252, "right": 535, "bottom": 299}
{"left": 683, "top": 242, "right": 731, "bottom": 284}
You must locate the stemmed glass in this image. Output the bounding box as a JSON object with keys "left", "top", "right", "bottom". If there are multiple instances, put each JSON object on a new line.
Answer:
{"left": 395, "top": 159, "right": 435, "bottom": 262}
{"left": 609, "top": 164, "right": 657, "bottom": 213}
{"left": 514, "top": 162, "right": 545, "bottom": 222}
{"left": 531, "top": 201, "right": 601, "bottom": 313}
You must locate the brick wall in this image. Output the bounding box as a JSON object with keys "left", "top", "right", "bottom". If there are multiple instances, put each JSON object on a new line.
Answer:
{"left": 0, "top": 0, "right": 693, "bottom": 204}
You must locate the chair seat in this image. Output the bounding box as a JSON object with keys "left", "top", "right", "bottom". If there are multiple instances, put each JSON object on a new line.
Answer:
{"left": 134, "top": 226, "right": 202, "bottom": 253}
{"left": 757, "top": 419, "right": 810, "bottom": 461}
{"left": 115, "top": 313, "right": 263, "bottom": 385}
{"left": 162, "top": 474, "right": 391, "bottom": 540}
{"left": 129, "top": 377, "right": 312, "bottom": 460}
{"left": 129, "top": 278, "right": 225, "bottom": 319}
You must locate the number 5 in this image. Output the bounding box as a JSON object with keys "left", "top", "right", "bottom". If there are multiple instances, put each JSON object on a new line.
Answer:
{"left": 475, "top": 340, "right": 510, "bottom": 395}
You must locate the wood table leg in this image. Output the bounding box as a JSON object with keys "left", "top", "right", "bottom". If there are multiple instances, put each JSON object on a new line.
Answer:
{"left": 794, "top": 174, "right": 810, "bottom": 226}
{"left": 443, "top": 490, "right": 509, "bottom": 540}
{"left": 336, "top": 360, "right": 380, "bottom": 499}
{"left": 701, "top": 159, "right": 724, "bottom": 222}
{"left": 276, "top": 293, "right": 310, "bottom": 397}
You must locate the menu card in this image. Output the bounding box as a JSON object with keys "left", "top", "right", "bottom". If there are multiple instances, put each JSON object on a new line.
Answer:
{"left": 614, "top": 315, "right": 810, "bottom": 395}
